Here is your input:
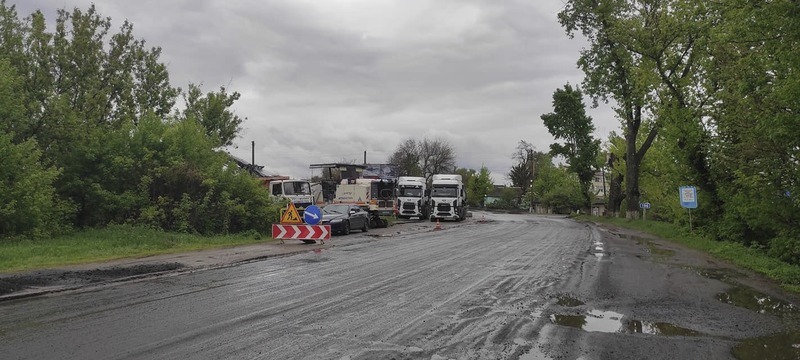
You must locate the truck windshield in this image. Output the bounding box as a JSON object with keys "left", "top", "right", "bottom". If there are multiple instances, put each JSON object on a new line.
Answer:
{"left": 431, "top": 186, "right": 457, "bottom": 198}
{"left": 398, "top": 187, "right": 422, "bottom": 197}
{"left": 283, "top": 182, "right": 311, "bottom": 196}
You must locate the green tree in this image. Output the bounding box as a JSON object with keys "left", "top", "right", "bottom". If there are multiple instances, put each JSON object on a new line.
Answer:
{"left": 533, "top": 158, "right": 583, "bottom": 214}
{"left": 559, "top": 1, "right": 661, "bottom": 219}
{"left": 703, "top": 0, "right": 800, "bottom": 248}
{"left": 600, "top": 132, "right": 626, "bottom": 216}
{"left": 182, "top": 84, "right": 243, "bottom": 148}
{"left": 508, "top": 141, "right": 532, "bottom": 191}
{"left": 541, "top": 84, "right": 599, "bottom": 210}
{"left": 388, "top": 138, "right": 422, "bottom": 176}
{"left": 469, "top": 166, "right": 494, "bottom": 207}
{"left": 454, "top": 167, "right": 477, "bottom": 189}
{"left": 388, "top": 137, "right": 456, "bottom": 181}
{"left": 0, "top": 132, "right": 62, "bottom": 237}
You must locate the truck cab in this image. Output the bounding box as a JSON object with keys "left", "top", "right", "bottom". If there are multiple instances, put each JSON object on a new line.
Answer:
{"left": 430, "top": 174, "right": 467, "bottom": 221}
{"left": 396, "top": 176, "right": 429, "bottom": 219}
{"left": 267, "top": 179, "right": 314, "bottom": 213}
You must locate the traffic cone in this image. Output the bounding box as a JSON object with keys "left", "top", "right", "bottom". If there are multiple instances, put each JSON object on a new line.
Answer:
{"left": 434, "top": 219, "right": 442, "bottom": 231}
{"left": 480, "top": 214, "right": 485, "bottom": 223}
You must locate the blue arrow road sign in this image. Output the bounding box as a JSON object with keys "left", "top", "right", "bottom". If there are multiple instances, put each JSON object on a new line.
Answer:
{"left": 639, "top": 202, "right": 651, "bottom": 209}
{"left": 679, "top": 186, "right": 698, "bottom": 209}
{"left": 303, "top": 205, "right": 322, "bottom": 225}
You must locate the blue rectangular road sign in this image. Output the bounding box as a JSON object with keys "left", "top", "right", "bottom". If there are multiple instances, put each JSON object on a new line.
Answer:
{"left": 639, "top": 202, "right": 651, "bottom": 209}
{"left": 679, "top": 186, "right": 698, "bottom": 209}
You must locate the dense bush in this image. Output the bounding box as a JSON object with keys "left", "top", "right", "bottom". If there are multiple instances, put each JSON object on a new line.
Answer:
{"left": 0, "top": 133, "right": 65, "bottom": 237}
{"left": 0, "top": 3, "right": 280, "bottom": 238}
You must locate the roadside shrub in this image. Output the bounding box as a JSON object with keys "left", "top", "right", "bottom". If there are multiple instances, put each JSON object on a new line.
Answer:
{"left": 0, "top": 133, "right": 65, "bottom": 238}
{"left": 768, "top": 235, "right": 800, "bottom": 266}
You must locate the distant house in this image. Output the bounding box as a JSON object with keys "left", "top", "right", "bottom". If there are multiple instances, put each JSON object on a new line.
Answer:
{"left": 484, "top": 185, "right": 523, "bottom": 208}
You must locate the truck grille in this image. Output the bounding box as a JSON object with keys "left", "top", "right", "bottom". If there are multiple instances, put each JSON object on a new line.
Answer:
{"left": 403, "top": 203, "right": 416, "bottom": 210}
{"left": 437, "top": 203, "right": 451, "bottom": 212}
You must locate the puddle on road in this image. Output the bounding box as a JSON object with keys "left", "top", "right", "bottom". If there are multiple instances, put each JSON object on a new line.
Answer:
{"left": 627, "top": 235, "right": 675, "bottom": 258}
{"left": 555, "top": 295, "right": 585, "bottom": 307}
{"left": 550, "top": 309, "right": 701, "bottom": 337}
{"left": 693, "top": 267, "right": 744, "bottom": 282}
{"left": 717, "top": 286, "right": 799, "bottom": 316}
{"left": 550, "top": 310, "right": 624, "bottom": 333}
{"left": 733, "top": 331, "right": 800, "bottom": 360}
{"left": 625, "top": 320, "right": 700, "bottom": 336}
{"left": 592, "top": 240, "right": 607, "bottom": 259}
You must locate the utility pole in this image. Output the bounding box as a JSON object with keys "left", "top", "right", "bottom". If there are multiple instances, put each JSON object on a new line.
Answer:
{"left": 529, "top": 150, "right": 535, "bottom": 213}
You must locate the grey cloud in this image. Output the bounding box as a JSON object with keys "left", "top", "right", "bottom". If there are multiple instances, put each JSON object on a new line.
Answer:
{"left": 12, "top": 0, "right": 616, "bottom": 182}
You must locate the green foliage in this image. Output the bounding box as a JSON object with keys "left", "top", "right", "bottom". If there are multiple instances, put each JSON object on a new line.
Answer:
{"left": 507, "top": 141, "right": 549, "bottom": 198}
{"left": 533, "top": 156, "right": 583, "bottom": 213}
{"left": 182, "top": 84, "right": 243, "bottom": 148}
{"left": 0, "top": 132, "right": 63, "bottom": 237}
{"left": 769, "top": 235, "right": 800, "bottom": 267}
{"left": 0, "top": 3, "right": 281, "bottom": 238}
{"left": 559, "top": 0, "right": 800, "bottom": 266}
{"left": 469, "top": 166, "right": 494, "bottom": 207}
{"left": 541, "top": 84, "right": 599, "bottom": 210}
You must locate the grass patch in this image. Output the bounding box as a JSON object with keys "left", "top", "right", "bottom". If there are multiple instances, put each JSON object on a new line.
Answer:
{"left": 0, "top": 225, "right": 272, "bottom": 273}
{"left": 577, "top": 215, "right": 800, "bottom": 291}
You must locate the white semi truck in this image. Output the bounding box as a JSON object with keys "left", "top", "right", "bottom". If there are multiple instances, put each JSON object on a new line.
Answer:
{"left": 429, "top": 174, "right": 467, "bottom": 221}
{"left": 396, "top": 176, "right": 430, "bottom": 219}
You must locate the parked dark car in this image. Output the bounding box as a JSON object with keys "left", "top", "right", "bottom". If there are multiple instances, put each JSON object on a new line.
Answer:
{"left": 321, "top": 204, "right": 369, "bottom": 235}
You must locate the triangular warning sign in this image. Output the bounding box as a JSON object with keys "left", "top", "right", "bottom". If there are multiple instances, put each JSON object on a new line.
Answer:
{"left": 280, "top": 202, "right": 303, "bottom": 224}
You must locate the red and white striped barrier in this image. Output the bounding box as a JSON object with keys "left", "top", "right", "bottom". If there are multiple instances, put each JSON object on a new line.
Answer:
{"left": 272, "top": 224, "right": 331, "bottom": 243}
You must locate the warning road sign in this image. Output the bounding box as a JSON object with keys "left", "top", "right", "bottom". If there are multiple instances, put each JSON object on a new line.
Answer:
{"left": 280, "top": 202, "right": 303, "bottom": 224}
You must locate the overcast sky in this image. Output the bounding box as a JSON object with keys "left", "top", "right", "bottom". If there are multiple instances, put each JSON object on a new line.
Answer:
{"left": 17, "top": 0, "right": 616, "bottom": 184}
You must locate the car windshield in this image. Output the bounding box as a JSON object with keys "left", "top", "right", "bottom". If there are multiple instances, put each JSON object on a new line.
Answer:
{"left": 323, "top": 205, "right": 350, "bottom": 214}
{"left": 431, "top": 186, "right": 457, "bottom": 198}
{"left": 283, "top": 182, "right": 311, "bottom": 196}
{"left": 399, "top": 187, "right": 422, "bottom": 197}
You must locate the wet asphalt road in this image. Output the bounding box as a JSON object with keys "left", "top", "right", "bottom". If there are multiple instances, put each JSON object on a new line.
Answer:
{"left": 1, "top": 212, "right": 797, "bottom": 359}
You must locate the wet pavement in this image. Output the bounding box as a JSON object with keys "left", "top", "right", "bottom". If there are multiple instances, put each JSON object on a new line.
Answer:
{"left": 1, "top": 212, "right": 799, "bottom": 359}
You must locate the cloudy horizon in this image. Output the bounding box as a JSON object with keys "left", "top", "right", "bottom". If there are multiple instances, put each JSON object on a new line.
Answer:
{"left": 16, "top": 0, "right": 617, "bottom": 184}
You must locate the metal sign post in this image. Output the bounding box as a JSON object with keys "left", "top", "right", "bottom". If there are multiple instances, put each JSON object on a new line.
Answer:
{"left": 639, "top": 202, "right": 651, "bottom": 221}
{"left": 679, "top": 186, "right": 698, "bottom": 233}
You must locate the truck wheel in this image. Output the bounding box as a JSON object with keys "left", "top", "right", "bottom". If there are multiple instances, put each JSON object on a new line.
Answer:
{"left": 430, "top": 216, "right": 436, "bottom": 222}
{"left": 343, "top": 221, "right": 351, "bottom": 235}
